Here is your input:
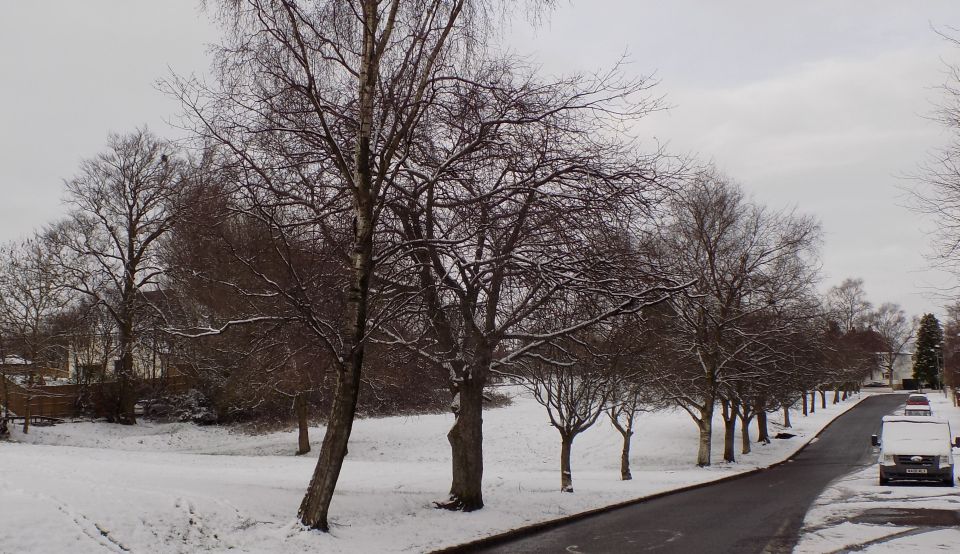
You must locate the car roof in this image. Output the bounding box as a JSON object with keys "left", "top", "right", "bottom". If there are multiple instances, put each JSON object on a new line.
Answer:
{"left": 882, "top": 415, "right": 948, "bottom": 424}
{"left": 907, "top": 393, "right": 928, "bottom": 398}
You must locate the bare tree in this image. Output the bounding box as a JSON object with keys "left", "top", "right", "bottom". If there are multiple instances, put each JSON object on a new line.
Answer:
{"left": 942, "top": 302, "right": 960, "bottom": 404}
{"left": 605, "top": 315, "right": 663, "bottom": 480}
{"left": 0, "top": 236, "right": 72, "bottom": 370}
{"left": 653, "top": 170, "right": 821, "bottom": 466}
{"left": 516, "top": 306, "right": 654, "bottom": 491}
{"left": 913, "top": 31, "right": 960, "bottom": 285}
{"left": 607, "top": 381, "right": 648, "bottom": 480}
{"left": 0, "top": 236, "right": 72, "bottom": 432}
{"left": 517, "top": 322, "right": 619, "bottom": 493}
{"left": 376, "top": 57, "right": 683, "bottom": 508}
{"left": 870, "top": 303, "right": 916, "bottom": 388}
{"left": 49, "top": 129, "right": 180, "bottom": 424}
{"left": 826, "top": 278, "right": 872, "bottom": 332}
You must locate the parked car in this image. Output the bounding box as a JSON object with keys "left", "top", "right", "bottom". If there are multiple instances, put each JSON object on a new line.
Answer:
{"left": 905, "top": 394, "right": 930, "bottom": 406}
{"left": 872, "top": 416, "right": 960, "bottom": 486}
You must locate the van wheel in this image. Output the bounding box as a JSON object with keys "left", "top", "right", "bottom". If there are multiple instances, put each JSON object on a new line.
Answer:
{"left": 943, "top": 477, "right": 954, "bottom": 487}
{"left": 879, "top": 474, "right": 889, "bottom": 485}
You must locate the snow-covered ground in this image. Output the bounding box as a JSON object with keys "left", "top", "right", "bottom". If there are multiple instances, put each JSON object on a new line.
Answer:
{"left": 796, "top": 391, "right": 960, "bottom": 553}
{"left": 1, "top": 387, "right": 865, "bottom": 553}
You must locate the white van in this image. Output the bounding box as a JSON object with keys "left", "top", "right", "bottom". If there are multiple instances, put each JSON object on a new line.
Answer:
{"left": 871, "top": 416, "right": 960, "bottom": 486}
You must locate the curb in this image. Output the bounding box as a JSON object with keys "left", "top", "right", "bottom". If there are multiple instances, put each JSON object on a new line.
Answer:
{"left": 432, "top": 393, "right": 875, "bottom": 553}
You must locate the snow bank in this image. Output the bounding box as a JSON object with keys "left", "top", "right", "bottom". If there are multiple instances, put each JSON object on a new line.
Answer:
{"left": 1, "top": 387, "right": 866, "bottom": 553}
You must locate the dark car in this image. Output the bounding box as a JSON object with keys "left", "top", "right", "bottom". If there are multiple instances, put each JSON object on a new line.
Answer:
{"left": 905, "top": 394, "right": 930, "bottom": 406}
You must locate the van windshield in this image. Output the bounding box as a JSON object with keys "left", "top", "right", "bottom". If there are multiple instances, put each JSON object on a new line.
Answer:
{"left": 883, "top": 421, "right": 949, "bottom": 452}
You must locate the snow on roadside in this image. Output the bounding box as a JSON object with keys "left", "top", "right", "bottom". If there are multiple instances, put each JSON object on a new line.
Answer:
{"left": 1, "top": 387, "right": 867, "bottom": 553}
{"left": 795, "top": 391, "right": 960, "bottom": 553}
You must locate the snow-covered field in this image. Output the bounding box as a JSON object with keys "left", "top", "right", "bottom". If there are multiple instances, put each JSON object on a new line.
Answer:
{"left": 1, "top": 387, "right": 865, "bottom": 553}
{"left": 796, "top": 391, "right": 960, "bottom": 553}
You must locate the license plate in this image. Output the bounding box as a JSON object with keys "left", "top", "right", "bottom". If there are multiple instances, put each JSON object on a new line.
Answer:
{"left": 906, "top": 469, "right": 928, "bottom": 474}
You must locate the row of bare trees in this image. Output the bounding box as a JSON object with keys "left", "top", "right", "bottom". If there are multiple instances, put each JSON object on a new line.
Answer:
{"left": 503, "top": 175, "right": 907, "bottom": 493}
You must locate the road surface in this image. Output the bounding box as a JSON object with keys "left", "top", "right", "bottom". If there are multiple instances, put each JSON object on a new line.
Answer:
{"left": 465, "top": 393, "right": 904, "bottom": 554}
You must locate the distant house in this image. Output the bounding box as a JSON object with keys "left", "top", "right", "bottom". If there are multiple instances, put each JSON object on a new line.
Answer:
{"left": 63, "top": 331, "right": 176, "bottom": 383}
{"left": 61, "top": 289, "right": 183, "bottom": 383}
{"left": 1, "top": 355, "right": 31, "bottom": 368}
{"left": 0, "top": 355, "right": 70, "bottom": 382}
{"left": 863, "top": 351, "right": 914, "bottom": 388}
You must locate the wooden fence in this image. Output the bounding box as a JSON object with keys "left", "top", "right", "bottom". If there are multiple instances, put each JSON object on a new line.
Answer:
{"left": 0, "top": 375, "right": 190, "bottom": 419}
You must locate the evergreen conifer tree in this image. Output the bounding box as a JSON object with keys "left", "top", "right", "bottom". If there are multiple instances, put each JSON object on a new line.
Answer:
{"left": 912, "top": 313, "right": 944, "bottom": 388}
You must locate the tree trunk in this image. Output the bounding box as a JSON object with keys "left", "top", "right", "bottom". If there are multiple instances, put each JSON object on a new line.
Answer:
{"left": 611, "top": 409, "right": 634, "bottom": 481}
{"left": 299, "top": 153, "right": 376, "bottom": 529}
{"left": 298, "top": 357, "right": 363, "bottom": 530}
{"left": 809, "top": 390, "right": 816, "bottom": 413}
{"left": 783, "top": 404, "right": 792, "bottom": 428}
{"left": 841, "top": 388, "right": 848, "bottom": 401}
{"left": 696, "top": 403, "right": 714, "bottom": 467}
{"left": 619, "top": 427, "right": 633, "bottom": 480}
{"left": 2, "top": 371, "right": 9, "bottom": 418}
{"left": 739, "top": 412, "right": 752, "bottom": 455}
{"left": 721, "top": 399, "right": 738, "bottom": 463}
{"left": 802, "top": 391, "right": 808, "bottom": 416}
{"left": 757, "top": 410, "right": 770, "bottom": 444}
{"left": 819, "top": 389, "right": 827, "bottom": 409}
{"left": 442, "top": 378, "right": 485, "bottom": 510}
{"left": 116, "top": 316, "right": 137, "bottom": 425}
{"left": 121, "top": 351, "right": 137, "bottom": 424}
{"left": 116, "top": 234, "right": 138, "bottom": 425}
{"left": 23, "top": 395, "right": 30, "bottom": 434}
{"left": 560, "top": 433, "right": 574, "bottom": 492}
{"left": 296, "top": 392, "right": 310, "bottom": 455}
{"left": 833, "top": 388, "right": 840, "bottom": 404}
{"left": 723, "top": 416, "right": 736, "bottom": 462}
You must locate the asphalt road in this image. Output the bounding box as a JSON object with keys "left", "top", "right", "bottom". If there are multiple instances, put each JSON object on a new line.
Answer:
{"left": 466, "top": 393, "right": 905, "bottom": 554}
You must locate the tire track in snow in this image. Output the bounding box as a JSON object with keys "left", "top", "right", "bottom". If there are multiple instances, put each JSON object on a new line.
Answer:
{"left": 26, "top": 488, "right": 130, "bottom": 552}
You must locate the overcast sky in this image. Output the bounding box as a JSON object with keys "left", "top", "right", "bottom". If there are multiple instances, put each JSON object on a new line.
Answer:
{"left": 1, "top": 1, "right": 958, "bottom": 318}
